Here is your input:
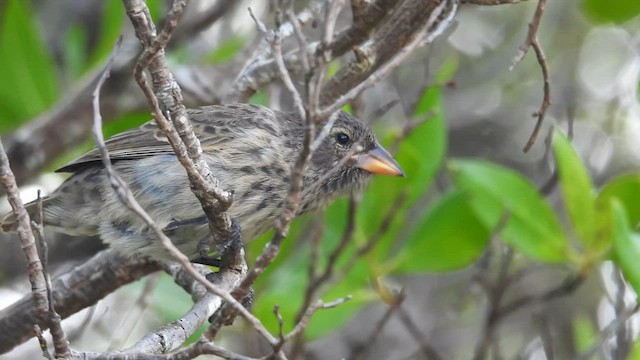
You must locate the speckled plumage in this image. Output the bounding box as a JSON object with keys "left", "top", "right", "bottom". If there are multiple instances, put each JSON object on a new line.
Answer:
{"left": 2, "top": 103, "right": 403, "bottom": 261}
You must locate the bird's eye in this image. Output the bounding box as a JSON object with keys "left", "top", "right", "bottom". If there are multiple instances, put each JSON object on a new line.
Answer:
{"left": 335, "top": 132, "right": 350, "bottom": 145}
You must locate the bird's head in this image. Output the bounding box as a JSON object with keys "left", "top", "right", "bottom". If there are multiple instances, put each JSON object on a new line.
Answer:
{"left": 310, "top": 111, "right": 405, "bottom": 197}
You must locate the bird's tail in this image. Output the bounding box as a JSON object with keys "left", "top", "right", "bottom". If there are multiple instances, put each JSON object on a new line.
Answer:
{"left": 1, "top": 197, "right": 51, "bottom": 232}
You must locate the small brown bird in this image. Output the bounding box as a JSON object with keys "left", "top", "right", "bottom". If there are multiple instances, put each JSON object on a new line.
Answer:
{"left": 1, "top": 104, "right": 404, "bottom": 261}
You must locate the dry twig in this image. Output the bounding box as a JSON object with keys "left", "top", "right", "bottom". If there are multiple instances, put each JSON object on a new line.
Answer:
{"left": 509, "top": 0, "right": 550, "bottom": 152}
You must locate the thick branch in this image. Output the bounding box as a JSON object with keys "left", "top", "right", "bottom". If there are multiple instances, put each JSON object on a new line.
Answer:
{"left": 0, "top": 250, "right": 159, "bottom": 354}
{"left": 321, "top": 0, "right": 458, "bottom": 107}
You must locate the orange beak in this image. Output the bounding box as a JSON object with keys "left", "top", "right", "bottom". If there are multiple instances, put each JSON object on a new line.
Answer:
{"left": 355, "top": 144, "right": 405, "bottom": 177}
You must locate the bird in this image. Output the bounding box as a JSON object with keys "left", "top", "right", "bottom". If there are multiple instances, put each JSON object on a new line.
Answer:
{"left": 1, "top": 103, "right": 404, "bottom": 262}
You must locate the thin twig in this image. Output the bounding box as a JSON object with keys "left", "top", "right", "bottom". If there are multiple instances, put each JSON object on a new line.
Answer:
{"left": 287, "top": 7, "right": 311, "bottom": 74}
{"left": 285, "top": 296, "right": 352, "bottom": 342}
{"left": 108, "top": 273, "right": 160, "bottom": 350}
{"left": 397, "top": 305, "right": 443, "bottom": 360}
{"left": 509, "top": 0, "right": 550, "bottom": 152}
{"left": 33, "top": 325, "right": 52, "bottom": 360}
{"left": 32, "top": 191, "right": 71, "bottom": 357}
{"left": 574, "top": 303, "right": 640, "bottom": 360}
{"left": 499, "top": 275, "right": 583, "bottom": 320}
{"left": 0, "top": 115, "right": 55, "bottom": 357}
{"left": 349, "top": 302, "right": 400, "bottom": 360}
{"left": 248, "top": 6, "right": 305, "bottom": 121}
{"left": 317, "top": 0, "right": 458, "bottom": 118}
{"left": 295, "top": 194, "right": 360, "bottom": 323}
{"left": 534, "top": 312, "right": 555, "bottom": 360}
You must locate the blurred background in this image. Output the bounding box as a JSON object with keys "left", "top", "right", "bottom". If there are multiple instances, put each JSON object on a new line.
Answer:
{"left": 1, "top": 0, "right": 640, "bottom": 359}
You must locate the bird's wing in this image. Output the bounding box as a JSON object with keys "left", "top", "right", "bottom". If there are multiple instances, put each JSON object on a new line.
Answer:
{"left": 55, "top": 105, "right": 270, "bottom": 173}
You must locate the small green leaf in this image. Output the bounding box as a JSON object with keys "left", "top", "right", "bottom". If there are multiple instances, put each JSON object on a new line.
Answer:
{"left": 207, "top": 36, "right": 246, "bottom": 64}
{"left": 434, "top": 54, "right": 459, "bottom": 84}
{"left": 598, "top": 174, "right": 640, "bottom": 228}
{"left": 393, "top": 191, "right": 490, "bottom": 273}
{"left": 591, "top": 197, "right": 614, "bottom": 256}
{"left": 414, "top": 55, "right": 457, "bottom": 117}
{"left": 450, "top": 160, "right": 570, "bottom": 263}
{"left": 326, "top": 61, "right": 341, "bottom": 79}
{"left": 573, "top": 316, "right": 598, "bottom": 354}
{"left": 553, "top": 131, "right": 596, "bottom": 247}
{"left": 581, "top": 0, "right": 640, "bottom": 24}
{"left": 611, "top": 200, "right": 640, "bottom": 294}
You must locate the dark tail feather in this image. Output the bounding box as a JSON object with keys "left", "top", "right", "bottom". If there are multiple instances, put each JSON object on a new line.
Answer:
{"left": 1, "top": 199, "right": 47, "bottom": 232}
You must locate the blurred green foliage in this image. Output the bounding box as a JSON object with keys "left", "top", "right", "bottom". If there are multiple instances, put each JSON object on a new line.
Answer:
{"left": 581, "top": 0, "right": 640, "bottom": 24}
{"left": 207, "top": 35, "right": 246, "bottom": 64}
{"left": 0, "top": 0, "right": 59, "bottom": 132}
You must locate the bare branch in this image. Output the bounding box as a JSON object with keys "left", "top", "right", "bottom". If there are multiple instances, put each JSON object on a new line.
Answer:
{"left": 508, "top": 0, "right": 550, "bottom": 152}
{"left": 0, "top": 250, "right": 160, "bottom": 354}
{"left": 226, "top": 1, "right": 327, "bottom": 102}
{"left": 33, "top": 325, "right": 52, "bottom": 360}
{"left": 33, "top": 192, "right": 70, "bottom": 357}
{"left": 108, "top": 273, "right": 160, "bottom": 350}
{"left": 0, "top": 149, "right": 47, "bottom": 312}
{"left": 522, "top": 36, "right": 551, "bottom": 152}
{"left": 318, "top": 0, "right": 458, "bottom": 116}
{"left": 286, "top": 296, "right": 352, "bottom": 342}
{"left": 397, "top": 305, "right": 443, "bottom": 360}
{"left": 574, "top": 303, "right": 640, "bottom": 360}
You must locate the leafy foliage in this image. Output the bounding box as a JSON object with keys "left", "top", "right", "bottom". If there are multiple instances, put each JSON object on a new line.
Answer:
{"left": 450, "top": 159, "right": 571, "bottom": 263}
{"left": 0, "top": 0, "right": 59, "bottom": 132}
{"left": 581, "top": 0, "right": 640, "bottom": 24}
{"left": 393, "top": 190, "right": 490, "bottom": 272}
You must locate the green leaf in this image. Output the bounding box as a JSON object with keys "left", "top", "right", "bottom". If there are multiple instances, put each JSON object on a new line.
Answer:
{"left": 393, "top": 191, "right": 490, "bottom": 273}
{"left": 450, "top": 160, "right": 571, "bottom": 263}
{"left": 598, "top": 174, "right": 640, "bottom": 228}
{"left": 307, "top": 260, "right": 374, "bottom": 338}
{"left": 251, "top": 199, "right": 371, "bottom": 339}
{"left": 358, "top": 108, "right": 446, "bottom": 262}
{"left": 611, "top": 200, "right": 640, "bottom": 294}
{"left": 553, "top": 131, "right": 596, "bottom": 247}
{"left": 207, "top": 36, "right": 246, "bottom": 64}
{"left": 414, "top": 55, "right": 457, "bottom": 117}
{"left": 146, "top": 0, "right": 164, "bottom": 22}
{"left": 581, "top": 0, "right": 640, "bottom": 24}
{"left": 0, "top": 0, "right": 59, "bottom": 132}
{"left": 88, "top": 0, "right": 124, "bottom": 69}
{"left": 63, "top": 25, "right": 89, "bottom": 81}
{"left": 359, "top": 84, "right": 447, "bottom": 266}
{"left": 326, "top": 61, "right": 341, "bottom": 79}
{"left": 630, "top": 336, "right": 640, "bottom": 360}
{"left": 573, "top": 316, "right": 598, "bottom": 354}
